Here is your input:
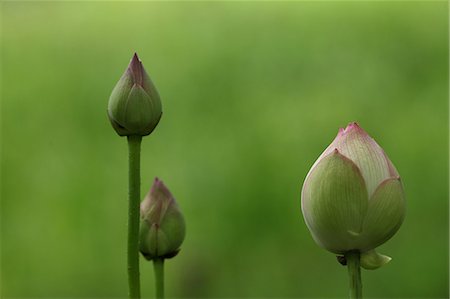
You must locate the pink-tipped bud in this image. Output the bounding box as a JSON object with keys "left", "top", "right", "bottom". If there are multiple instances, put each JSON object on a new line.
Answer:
{"left": 301, "top": 122, "right": 405, "bottom": 267}
{"left": 107, "top": 53, "right": 162, "bottom": 136}
{"left": 139, "top": 178, "right": 186, "bottom": 260}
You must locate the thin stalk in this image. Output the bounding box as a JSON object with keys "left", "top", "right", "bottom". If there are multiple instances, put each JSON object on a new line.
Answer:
{"left": 153, "top": 258, "right": 165, "bottom": 299}
{"left": 345, "top": 250, "right": 362, "bottom": 299}
{"left": 127, "top": 135, "right": 142, "bottom": 299}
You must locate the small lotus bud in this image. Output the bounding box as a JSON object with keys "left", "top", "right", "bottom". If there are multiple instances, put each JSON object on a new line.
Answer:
{"left": 140, "top": 178, "right": 186, "bottom": 260}
{"left": 301, "top": 122, "right": 405, "bottom": 258}
{"left": 107, "top": 53, "right": 162, "bottom": 136}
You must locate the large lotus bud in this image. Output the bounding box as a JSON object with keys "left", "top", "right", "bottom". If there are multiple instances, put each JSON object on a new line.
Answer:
{"left": 140, "top": 178, "right": 186, "bottom": 260}
{"left": 301, "top": 122, "right": 405, "bottom": 267}
{"left": 107, "top": 53, "right": 162, "bottom": 136}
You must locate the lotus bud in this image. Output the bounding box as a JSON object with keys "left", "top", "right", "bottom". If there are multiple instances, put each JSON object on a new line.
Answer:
{"left": 301, "top": 122, "right": 405, "bottom": 267}
{"left": 107, "top": 53, "right": 162, "bottom": 136}
{"left": 140, "top": 178, "right": 186, "bottom": 260}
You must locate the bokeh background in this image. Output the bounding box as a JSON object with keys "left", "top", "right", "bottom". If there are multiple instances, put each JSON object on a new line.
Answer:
{"left": 1, "top": 1, "right": 448, "bottom": 298}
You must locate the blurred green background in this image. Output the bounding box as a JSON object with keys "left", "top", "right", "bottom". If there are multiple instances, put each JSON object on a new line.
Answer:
{"left": 1, "top": 1, "right": 448, "bottom": 298}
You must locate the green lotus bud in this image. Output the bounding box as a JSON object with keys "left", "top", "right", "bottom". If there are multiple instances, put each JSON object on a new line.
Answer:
{"left": 107, "top": 53, "right": 162, "bottom": 136}
{"left": 301, "top": 122, "right": 406, "bottom": 258}
{"left": 140, "top": 178, "right": 186, "bottom": 260}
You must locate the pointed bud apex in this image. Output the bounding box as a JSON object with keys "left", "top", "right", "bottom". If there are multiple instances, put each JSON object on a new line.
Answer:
{"left": 108, "top": 53, "right": 162, "bottom": 136}
{"left": 139, "top": 178, "right": 185, "bottom": 260}
{"left": 301, "top": 122, "right": 405, "bottom": 257}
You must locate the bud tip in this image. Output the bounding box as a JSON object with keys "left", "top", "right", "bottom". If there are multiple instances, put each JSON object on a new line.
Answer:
{"left": 344, "top": 121, "right": 360, "bottom": 133}
{"left": 128, "top": 52, "right": 143, "bottom": 86}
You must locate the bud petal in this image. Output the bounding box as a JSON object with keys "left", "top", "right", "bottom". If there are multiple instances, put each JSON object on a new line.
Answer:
{"left": 124, "top": 84, "right": 161, "bottom": 135}
{"left": 139, "top": 178, "right": 185, "bottom": 260}
{"left": 302, "top": 149, "right": 369, "bottom": 254}
{"left": 330, "top": 123, "right": 395, "bottom": 196}
{"left": 107, "top": 53, "right": 162, "bottom": 136}
{"left": 360, "top": 177, "right": 406, "bottom": 251}
{"left": 360, "top": 250, "right": 391, "bottom": 270}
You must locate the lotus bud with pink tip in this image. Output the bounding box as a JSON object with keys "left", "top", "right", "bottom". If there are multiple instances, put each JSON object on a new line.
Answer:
{"left": 107, "top": 53, "right": 162, "bottom": 136}
{"left": 140, "top": 178, "right": 186, "bottom": 260}
{"left": 301, "top": 122, "right": 405, "bottom": 269}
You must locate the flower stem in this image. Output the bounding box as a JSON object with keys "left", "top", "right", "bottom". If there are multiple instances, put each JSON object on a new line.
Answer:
{"left": 345, "top": 250, "right": 362, "bottom": 299}
{"left": 153, "top": 258, "right": 165, "bottom": 299}
{"left": 127, "top": 135, "right": 142, "bottom": 299}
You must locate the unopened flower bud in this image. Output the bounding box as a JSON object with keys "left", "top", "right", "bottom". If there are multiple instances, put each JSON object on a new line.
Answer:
{"left": 301, "top": 122, "right": 405, "bottom": 264}
{"left": 140, "top": 178, "right": 185, "bottom": 260}
{"left": 108, "top": 53, "right": 162, "bottom": 136}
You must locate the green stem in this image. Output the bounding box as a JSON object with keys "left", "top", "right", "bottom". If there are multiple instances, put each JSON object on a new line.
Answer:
{"left": 153, "top": 258, "right": 165, "bottom": 299}
{"left": 345, "top": 251, "right": 362, "bottom": 299}
{"left": 127, "top": 135, "right": 142, "bottom": 299}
